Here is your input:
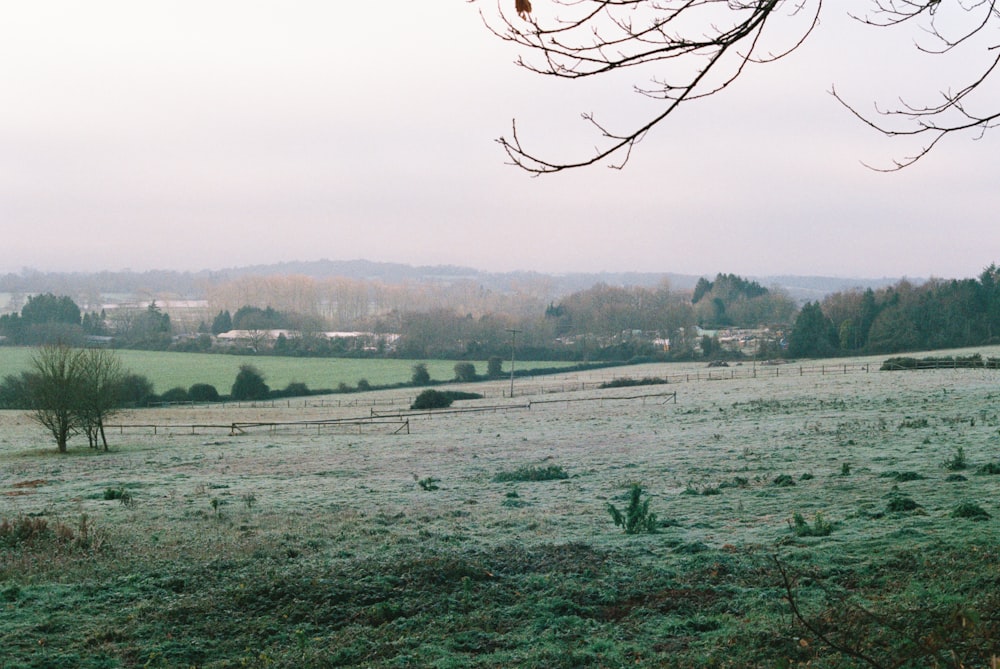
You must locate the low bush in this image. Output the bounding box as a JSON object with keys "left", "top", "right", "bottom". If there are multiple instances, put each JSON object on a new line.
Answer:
{"left": 886, "top": 495, "right": 921, "bottom": 513}
{"left": 599, "top": 376, "right": 668, "bottom": 389}
{"left": 411, "top": 389, "right": 483, "bottom": 410}
{"left": 158, "top": 386, "right": 189, "bottom": 403}
{"left": 789, "top": 512, "right": 832, "bottom": 537}
{"left": 951, "top": 502, "right": 991, "bottom": 520}
{"left": 411, "top": 389, "right": 453, "bottom": 410}
{"left": 417, "top": 477, "right": 440, "bottom": 491}
{"left": 878, "top": 471, "right": 925, "bottom": 482}
{"left": 943, "top": 446, "right": 967, "bottom": 471}
{"left": 493, "top": 465, "right": 569, "bottom": 483}
{"left": 607, "top": 484, "right": 658, "bottom": 534}
{"left": 0, "top": 516, "right": 49, "bottom": 546}
{"left": 976, "top": 462, "right": 1000, "bottom": 475}
{"left": 187, "top": 383, "right": 220, "bottom": 402}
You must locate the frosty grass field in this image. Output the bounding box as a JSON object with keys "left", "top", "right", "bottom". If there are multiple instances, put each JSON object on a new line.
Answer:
{"left": 1, "top": 348, "right": 998, "bottom": 667}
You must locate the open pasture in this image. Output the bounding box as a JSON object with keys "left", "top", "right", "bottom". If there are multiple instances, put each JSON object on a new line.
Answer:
{"left": 1, "top": 349, "right": 999, "bottom": 667}
{"left": 0, "top": 348, "right": 577, "bottom": 395}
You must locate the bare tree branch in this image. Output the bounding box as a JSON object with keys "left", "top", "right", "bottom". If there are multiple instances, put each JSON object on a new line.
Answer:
{"left": 478, "top": 0, "right": 1000, "bottom": 173}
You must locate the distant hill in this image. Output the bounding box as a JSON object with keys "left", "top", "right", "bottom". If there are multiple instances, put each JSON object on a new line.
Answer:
{"left": 216, "top": 260, "right": 907, "bottom": 302}
{"left": 0, "top": 259, "right": 913, "bottom": 310}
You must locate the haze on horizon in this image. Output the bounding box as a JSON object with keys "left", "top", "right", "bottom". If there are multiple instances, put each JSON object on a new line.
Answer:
{"left": 1, "top": 1, "right": 997, "bottom": 281}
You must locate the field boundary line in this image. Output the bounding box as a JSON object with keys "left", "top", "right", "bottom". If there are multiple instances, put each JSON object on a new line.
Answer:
{"left": 528, "top": 390, "right": 677, "bottom": 407}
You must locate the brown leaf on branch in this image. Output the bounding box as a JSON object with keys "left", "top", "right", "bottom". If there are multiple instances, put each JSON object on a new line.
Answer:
{"left": 515, "top": 0, "right": 531, "bottom": 19}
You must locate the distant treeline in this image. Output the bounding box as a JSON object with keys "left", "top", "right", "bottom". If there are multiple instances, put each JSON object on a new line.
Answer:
{"left": 786, "top": 265, "right": 1000, "bottom": 358}
{"left": 4, "top": 265, "right": 1000, "bottom": 362}
{"left": 0, "top": 274, "right": 798, "bottom": 361}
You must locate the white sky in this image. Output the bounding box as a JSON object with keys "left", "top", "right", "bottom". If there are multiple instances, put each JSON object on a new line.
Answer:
{"left": 1, "top": 1, "right": 997, "bottom": 280}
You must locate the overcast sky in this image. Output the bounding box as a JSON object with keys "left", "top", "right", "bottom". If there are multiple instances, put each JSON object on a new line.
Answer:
{"left": 2, "top": 1, "right": 997, "bottom": 281}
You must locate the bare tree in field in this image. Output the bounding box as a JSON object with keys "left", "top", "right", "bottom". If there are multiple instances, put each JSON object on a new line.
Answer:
{"left": 27, "top": 345, "right": 87, "bottom": 453}
{"left": 26, "top": 345, "right": 128, "bottom": 452}
{"left": 480, "top": 0, "right": 1000, "bottom": 173}
{"left": 78, "top": 348, "right": 127, "bottom": 451}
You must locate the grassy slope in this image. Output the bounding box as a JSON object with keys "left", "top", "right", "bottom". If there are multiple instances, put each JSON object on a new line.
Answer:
{"left": 1, "top": 351, "right": 999, "bottom": 667}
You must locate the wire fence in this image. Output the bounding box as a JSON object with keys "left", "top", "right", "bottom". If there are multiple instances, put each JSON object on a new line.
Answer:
{"left": 490, "top": 362, "right": 875, "bottom": 398}
{"left": 107, "top": 361, "right": 895, "bottom": 436}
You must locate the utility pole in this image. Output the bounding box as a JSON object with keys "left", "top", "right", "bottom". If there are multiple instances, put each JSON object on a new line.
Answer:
{"left": 506, "top": 328, "right": 521, "bottom": 397}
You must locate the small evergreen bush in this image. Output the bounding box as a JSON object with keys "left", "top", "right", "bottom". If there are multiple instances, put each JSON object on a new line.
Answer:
{"left": 789, "top": 512, "right": 832, "bottom": 537}
{"left": 607, "top": 484, "right": 658, "bottom": 534}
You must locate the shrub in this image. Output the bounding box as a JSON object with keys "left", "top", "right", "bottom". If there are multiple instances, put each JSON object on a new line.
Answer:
{"left": 789, "top": 512, "right": 832, "bottom": 537}
{"left": 886, "top": 495, "right": 920, "bottom": 513}
{"left": 487, "top": 356, "right": 504, "bottom": 378}
{"left": 116, "top": 373, "right": 155, "bottom": 408}
{"left": 357, "top": 378, "right": 371, "bottom": 391}
{"left": 599, "top": 376, "right": 668, "bottom": 389}
{"left": 231, "top": 364, "right": 269, "bottom": 401}
{"left": 411, "top": 363, "right": 431, "bottom": 386}
{"left": 943, "top": 446, "right": 967, "bottom": 471}
{"left": 453, "top": 362, "right": 477, "bottom": 382}
{"left": 493, "top": 465, "right": 569, "bottom": 483}
{"left": 411, "top": 389, "right": 453, "bottom": 410}
{"left": 607, "top": 484, "right": 658, "bottom": 534}
{"left": 417, "top": 477, "right": 440, "bottom": 491}
{"left": 281, "top": 382, "right": 310, "bottom": 398}
{"left": 951, "top": 502, "right": 991, "bottom": 520}
{"left": 187, "top": 383, "right": 220, "bottom": 403}
{"left": 0, "top": 516, "right": 49, "bottom": 546}
{"left": 158, "top": 386, "right": 189, "bottom": 404}
{"left": 410, "top": 389, "right": 483, "bottom": 410}
{"left": 772, "top": 474, "right": 796, "bottom": 487}
{"left": 975, "top": 462, "right": 1000, "bottom": 475}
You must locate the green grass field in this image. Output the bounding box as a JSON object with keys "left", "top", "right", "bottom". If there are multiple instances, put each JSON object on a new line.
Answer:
{"left": 1, "top": 349, "right": 999, "bottom": 667}
{"left": 0, "top": 347, "right": 575, "bottom": 394}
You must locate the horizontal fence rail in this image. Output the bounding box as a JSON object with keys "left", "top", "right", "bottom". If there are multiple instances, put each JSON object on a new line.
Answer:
{"left": 106, "top": 360, "right": 989, "bottom": 436}
{"left": 492, "top": 363, "right": 875, "bottom": 398}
